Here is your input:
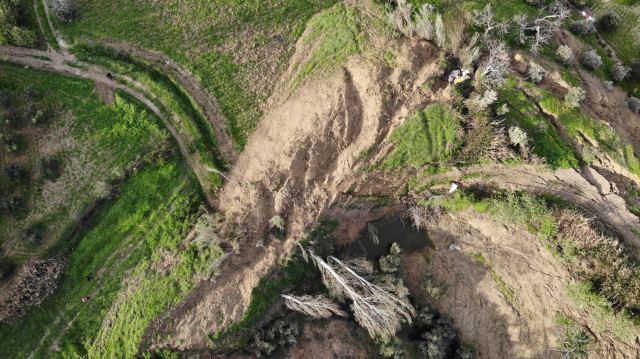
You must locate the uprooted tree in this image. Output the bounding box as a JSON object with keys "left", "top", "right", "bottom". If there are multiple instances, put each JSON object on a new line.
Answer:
{"left": 304, "top": 250, "right": 415, "bottom": 338}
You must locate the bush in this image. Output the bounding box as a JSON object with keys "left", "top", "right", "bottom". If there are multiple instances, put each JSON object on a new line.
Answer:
{"left": 4, "top": 163, "right": 29, "bottom": 184}
{"left": 633, "top": 60, "right": 640, "bottom": 80}
{"left": 379, "top": 243, "right": 402, "bottom": 273}
{"left": 251, "top": 319, "right": 299, "bottom": 357}
{"left": 524, "top": 0, "right": 542, "bottom": 5}
{"left": 570, "top": 20, "right": 596, "bottom": 36}
{"left": 556, "top": 45, "right": 574, "bottom": 65}
{"left": 377, "top": 335, "right": 405, "bottom": 358}
{"left": 39, "top": 157, "right": 61, "bottom": 180}
{"left": 528, "top": 63, "right": 544, "bottom": 84}
{"left": 24, "top": 86, "right": 36, "bottom": 99}
{"left": 569, "top": 0, "right": 590, "bottom": 7}
{"left": 9, "top": 26, "right": 37, "bottom": 47}
{"left": 564, "top": 87, "right": 586, "bottom": 109}
{"left": 2, "top": 109, "right": 21, "bottom": 126}
{"left": 0, "top": 194, "right": 25, "bottom": 215}
{"left": 611, "top": 62, "right": 631, "bottom": 82}
{"left": 628, "top": 97, "right": 640, "bottom": 114}
{"left": 20, "top": 222, "right": 45, "bottom": 246}
{"left": 2, "top": 133, "right": 22, "bottom": 152}
{"left": 581, "top": 50, "right": 602, "bottom": 70}
{"left": 602, "top": 80, "right": 613, "bottom": 91}
{"left": 0, "top": 89, "right": 13, "bottom": 108}
{"left": 597, "top": 13, "right": 620, "bottom": 32}
{"left": 0, "top": 256, "right": 15, "bottom": 282}
{"left": 418, "top": 317, "right": 457, "bottom": 359}
{"left": 422, "top": 271, "right": 448, "bottom": 299}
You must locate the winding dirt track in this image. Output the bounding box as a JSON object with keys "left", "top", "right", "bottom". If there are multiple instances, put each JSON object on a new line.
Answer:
{"left": 1, "top": 0, "right": 238, "bottom": 207}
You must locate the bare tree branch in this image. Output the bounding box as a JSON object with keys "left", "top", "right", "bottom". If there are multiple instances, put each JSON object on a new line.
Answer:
{"left": 480, "top": 40, "right": 513, "bottom": 88}
{"left": 282, "top": 294, "right": 347, "bottom": 319}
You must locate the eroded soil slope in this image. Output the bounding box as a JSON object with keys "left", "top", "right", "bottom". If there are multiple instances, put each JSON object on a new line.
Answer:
{"left": 147, "top": 4, "right": 640, "bottom": 357}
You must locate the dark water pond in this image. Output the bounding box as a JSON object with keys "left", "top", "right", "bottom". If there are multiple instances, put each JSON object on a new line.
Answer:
{"left": 342, "top": 216, "right": 434, "bottom": 261}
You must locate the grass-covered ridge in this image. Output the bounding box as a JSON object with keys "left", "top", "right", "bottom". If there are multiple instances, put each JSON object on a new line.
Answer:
{"left": 60, "top": 0, "right": 340, "bottom": 149}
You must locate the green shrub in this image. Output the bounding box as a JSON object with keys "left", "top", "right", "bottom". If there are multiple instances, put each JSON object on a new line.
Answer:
{"left": 385, "top": 104, "right": 462, "bottom": 168}
{"left": 555, "top": 315, "right": 591, "bottom": 359}
{"left": 39, "top": 157, "right": 61, "bottom": 180}
{"left": 567, "top": 281, "right": 637, "bottom": 340}
{"left": 251, "top": 319, "right": 299, "bottom": 357}
{"left": 489, "top": 192, "right": 558, "bottom": 239}
{"left": 569, "top": 0, "right": 590, "bottom": 7}
{"left": 0, "top": 194, "right": 25, "bottom": 215}
{"left": 422, "top": 271, "right": 448, "bottom": 299}
{"left": 379, "top": 242, "right": 402, "bottom": 273}
{"left": 2, "top": 133, "right": 22, "bottom": 152}
{"left": 570, "top": 20, "right": 595, "bottom": 36}
{"left": 9, "top": 27, "right": 37, "bottom": 48}
{"left": 3, "top": 163, "right": 29, "bottom": 184}
{"left": 632, "top": 60, "right": 640, "bottom": 80}
{"left": 627, "top": 96, "right": 640, "bottom": 113}
{"left": 597, "top": 13, "right": 621, "bottom": 32}
{"left": 20, "top": 222, "right": 45, "bottom": 246}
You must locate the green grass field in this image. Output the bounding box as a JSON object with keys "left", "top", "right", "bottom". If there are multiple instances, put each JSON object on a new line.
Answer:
{"left": 59, "top": 0, "right": 340, "bottom": 150}
{"left": 0, "top": 63, "right": 169, "bottom": 263}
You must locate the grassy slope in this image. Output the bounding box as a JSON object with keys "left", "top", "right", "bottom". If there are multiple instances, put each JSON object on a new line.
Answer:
{"left": 60, "top": 0, "right": 339, "bottom": 149}
{"left": 591, "top": 0, "right": 640, "bottom": 63}
{"left": 0, "top": 63, "right": 168, "bottom": 263}
{"left": 497, "top": 78, "right": 579, "bottom": 169}
{"left": 0, "top": 65, "right": 223, "bottom": 357}
{"left": 0, "top": 154, "right": 214, "bottom": 358}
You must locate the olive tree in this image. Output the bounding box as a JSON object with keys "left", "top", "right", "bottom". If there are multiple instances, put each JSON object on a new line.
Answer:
{"left": 513, "top": 2, "right": 569, "bottom": 55}
{"left": 480, "top": 41, "right": 512, "bottom": 88}
{"left": 570, "top": 20, "right": 596, "bottom": 36}
{"left": 628, "top": 97, "right": 640, "bottom": 114}
{"left": 581, "top": 50, "right": 602, "bottom": 70}
{"left": 556, "top": 45, "right": 574, "bottom": 65}
{"left": 611, "top": 62, "right": 631, "bottom": 82}
{"left": 597, "top": 12, "right": 620, "bottom": 32}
